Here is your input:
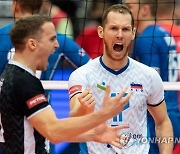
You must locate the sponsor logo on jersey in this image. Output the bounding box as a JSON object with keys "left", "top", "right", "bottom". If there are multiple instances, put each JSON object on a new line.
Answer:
{"left": 97, "top": 81, "right": 106, "bottom": 91}
{"left": 26, "top": 94, "right": 47, "bottom": 109}
{"left": 69, "top": 85, "right": 82, "bottom": 97}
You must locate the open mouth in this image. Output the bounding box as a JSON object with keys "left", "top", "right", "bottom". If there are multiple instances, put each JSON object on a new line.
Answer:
{"left": 113, "top": 43, "right": 124, "bottom": 52}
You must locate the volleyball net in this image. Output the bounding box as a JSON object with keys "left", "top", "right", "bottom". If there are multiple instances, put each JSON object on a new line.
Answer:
{"left": 41, "top": 80, "right": 180, "bottom": 91}
{"left": 1, "top": 0, "right": 180, "bottom": 153}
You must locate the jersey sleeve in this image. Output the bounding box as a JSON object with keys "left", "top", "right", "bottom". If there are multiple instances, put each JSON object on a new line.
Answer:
{"left": 147, "top": 68, "right": 164, "bottom": 106}
{"left": 14, "top": 76, "right": 49, "bottom": 119}
{"left": 68, "top": 68, "right": 88, "bottom": 99}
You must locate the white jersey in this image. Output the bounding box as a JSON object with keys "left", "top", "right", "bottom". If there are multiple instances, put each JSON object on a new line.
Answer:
{"left": 68, "top": 57, "right": 164, "bottom": 154}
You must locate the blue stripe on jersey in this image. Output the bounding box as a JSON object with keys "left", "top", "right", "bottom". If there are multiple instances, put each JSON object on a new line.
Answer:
{"left": 99, "top": 56, "right": 129, "bottom": 75}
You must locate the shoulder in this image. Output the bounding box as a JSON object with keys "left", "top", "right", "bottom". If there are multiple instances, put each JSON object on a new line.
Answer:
{"left": 69, "top": 58, "right": 100, "bottom": 76}
{"left": 129, "top": 58, "right": 163, "bottom": 91}
{"left": 0, "top": 23, "right": 13, "bottom": 34}
{"left": 17, "top": 71, "right": 40, "bottom": 87}
{"left": 78, "top": 57, "right": 99, "bottom": 70}
{"left": 129, "top": 58, "right": 159, "bottom": 75}
{"left": 56, "top": 33, "right": 76, "bottom": 46}
{"left": 154, "top": 25, "right": 171, "bottom": 36}
{"left": 0, "top": 24, "right": 13, "bottom": 47}
{"left": 141, "top": 25, "right": 169, "bottom": 37}
{"left": 7, "top": 66, "right": 42, "bottom": 91}
{"left": 56, "top": 33, "right": 82, "bottom": 55}
{"left": 2, "top": 64, "right": 41, "bottom": 90}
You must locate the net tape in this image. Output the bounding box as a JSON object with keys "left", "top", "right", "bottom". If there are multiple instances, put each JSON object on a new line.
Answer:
{"left": 41, "top": 81, "right": 180, "bottom": 91}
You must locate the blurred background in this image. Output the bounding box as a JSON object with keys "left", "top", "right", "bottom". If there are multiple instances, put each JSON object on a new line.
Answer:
{"left": 1, "top": 0, "right": 180, "bottom": 154}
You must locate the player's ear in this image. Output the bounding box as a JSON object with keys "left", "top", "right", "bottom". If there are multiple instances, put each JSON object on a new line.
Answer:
{"left": 12, "top": 0, "right": 20, "bottom": 14}
{"left": 28, "top": 39, "right": 37, "bottom": 50}
{"left": 97, "top": 26, "right": 104, "bottom": 39}
{"left": 131, "top": 27, "right": 136, "bottom": 40}
{"left": 141, "top": 4, "right": 149, "bottom": 16}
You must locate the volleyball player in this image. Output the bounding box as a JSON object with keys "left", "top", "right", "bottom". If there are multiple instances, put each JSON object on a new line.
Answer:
{"left": 0, "top": 2, "right": 91, "bottom": 152}
{"left": 0, "top": 0, "right": 90, "bottom": 78}
{"left": 0, "top": 14, "right": 132, "bottom": 153}
{"left": 68, "top": 4, "right": 173, "bottom": 154}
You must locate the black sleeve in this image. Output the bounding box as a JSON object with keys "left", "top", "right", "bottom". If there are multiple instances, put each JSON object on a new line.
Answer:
{"left": 14, "top": 74, "right": 49, "bottom": 117}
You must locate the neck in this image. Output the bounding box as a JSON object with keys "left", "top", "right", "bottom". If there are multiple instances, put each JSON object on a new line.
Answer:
{"left": 102, "top": 54, "right": 128, "bottom": 71}
{"left": 15, "top": 12, "right": 36, "bottom": 20}
{"left": 136, "top": 20, "right": 156, "bottom": 34}
{"left": 156, "top": 19, "right": 174, "bottom": 25}
{"left": 13, "top": 53, "right": 36, "bottom": 73}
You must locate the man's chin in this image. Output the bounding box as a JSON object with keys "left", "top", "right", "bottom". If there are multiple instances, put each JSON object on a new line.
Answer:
{"left": 37, "top": 63, "right": 48, "bottom": 71}
{"left": 36, "top": 67, "right": 46, "bottom": 71}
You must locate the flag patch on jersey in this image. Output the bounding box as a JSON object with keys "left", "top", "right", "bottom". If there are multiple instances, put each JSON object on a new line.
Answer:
{"left": 130, "top": 83, "right": 143, "bottom": 92}
{"left": 26, "top": 94, "right": 47, "bottom": 109}
{"left": 69, "top": 85, "right": 82, "bottom": 98}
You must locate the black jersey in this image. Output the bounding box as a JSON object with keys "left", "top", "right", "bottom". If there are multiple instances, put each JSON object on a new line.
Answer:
{"left": 0, "top": 60, "right": 49, "bottom": 154}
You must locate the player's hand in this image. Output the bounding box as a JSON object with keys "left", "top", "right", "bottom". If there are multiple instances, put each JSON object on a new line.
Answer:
{"left": 78, "top": 88, "right": 95, "bottom": 114}
{"left": 93, "top": 123, "right": 129, "bottom": 149}
{"left": 102, "top": 85, "right": 132, "bottom": 118}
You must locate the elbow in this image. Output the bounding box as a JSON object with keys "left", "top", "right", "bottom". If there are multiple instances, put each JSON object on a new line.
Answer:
{"left": 46, "top": 130, "right": 60, "bottom": 144}
{"left": 43, "top": 127, "right": 61, "bottom": 144}
{"left": 49, "top": 138, "right": 59, "bottom": 144}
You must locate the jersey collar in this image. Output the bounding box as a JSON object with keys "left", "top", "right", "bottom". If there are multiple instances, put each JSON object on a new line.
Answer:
{"left": 99, "top": 56, "right": 129, "bottom": 75}
{"left": 9, "top": 60, "right": 35, "bottom": 76}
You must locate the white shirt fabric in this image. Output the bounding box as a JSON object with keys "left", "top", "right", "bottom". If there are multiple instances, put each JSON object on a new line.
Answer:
{"left": 68, "top": 57, "right": 164, "bottom": 154}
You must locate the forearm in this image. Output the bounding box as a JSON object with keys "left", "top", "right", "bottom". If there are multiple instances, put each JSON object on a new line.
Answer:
{"left": 155, "top": 117, "right": 173, "bottom": 154}
{"left": 32, "top": 86, "right": 130, "bottom": 144}
{"left": 70, "top": 103, "right": 88, "bottom": 117}
{"left": 44, "top": 109, "right": 109, "bottom": 143}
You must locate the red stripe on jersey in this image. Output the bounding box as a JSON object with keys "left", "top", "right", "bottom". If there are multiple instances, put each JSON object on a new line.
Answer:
{"left": 26, "top": 94, "right": 47, "bottom": 109}
{"left": 69, "top": 85, "right": 82, "bottom": 96}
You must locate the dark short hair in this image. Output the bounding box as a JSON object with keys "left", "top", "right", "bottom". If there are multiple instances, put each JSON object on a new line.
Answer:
{"left": 13, "top": 0, "right": 42, "bottom": 14}
{"left": 10, "top": 15, "right": 52, "bottom": 50}
{"left": 101, "top": 4, "right": 134, "bottom": 28}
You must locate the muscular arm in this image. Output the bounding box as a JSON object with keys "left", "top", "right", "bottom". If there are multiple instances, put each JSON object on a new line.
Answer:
{"left": 29, "top": 86, "right": 131, "bottom": 144}
{"left": 148, "top": 101, "right": 173, "bottom": 154}
{"left": 29, "top": 106, "right": 111, "bottom": 144}
{"left": 70, "top": 94, "right": 86, "bottom": 116}
{"left": 29, "top": 106, "right": 109, "bottom": 144}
